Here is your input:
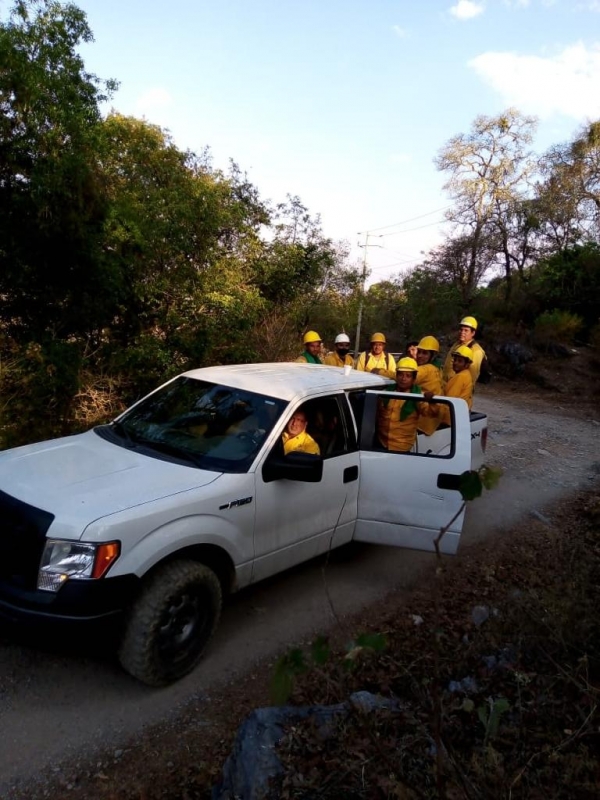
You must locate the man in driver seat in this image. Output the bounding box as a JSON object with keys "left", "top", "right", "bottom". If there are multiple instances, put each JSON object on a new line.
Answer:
{"left": 282, "top": 410, "right": 320, "bottom": 456}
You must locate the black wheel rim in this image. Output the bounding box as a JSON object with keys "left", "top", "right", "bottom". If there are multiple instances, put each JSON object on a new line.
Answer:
{"left": 156, "top": 586, "right": 211, "bottom": 670}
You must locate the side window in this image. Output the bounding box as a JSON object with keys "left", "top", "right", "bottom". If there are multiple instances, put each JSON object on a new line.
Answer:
{"left": 301, "top": 396, "right": 352, "bottom": 458}
{"left": 359, "top": 392, "right": 456, "bottom": 458}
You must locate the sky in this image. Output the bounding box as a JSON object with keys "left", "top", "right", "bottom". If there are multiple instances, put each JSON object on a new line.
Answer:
{"left": 53, "top": 1, "right": 600, "bottom": 282}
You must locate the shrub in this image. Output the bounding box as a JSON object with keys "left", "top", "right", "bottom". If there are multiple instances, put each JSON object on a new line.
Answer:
{"left": 0, "top": 338, "right": 83, "bottom": 448}
{"left": 533, "top": 309, "right": 583, "bottom": 351}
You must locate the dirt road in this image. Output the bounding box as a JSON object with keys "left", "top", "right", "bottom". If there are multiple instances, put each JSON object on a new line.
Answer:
{"left": 1, "top": 389, "right": 598, "bottom": 798}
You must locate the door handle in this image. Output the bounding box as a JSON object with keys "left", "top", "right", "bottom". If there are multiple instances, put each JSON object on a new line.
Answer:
{"left": 344, "top": 465, "right": 358, "bottom": 483}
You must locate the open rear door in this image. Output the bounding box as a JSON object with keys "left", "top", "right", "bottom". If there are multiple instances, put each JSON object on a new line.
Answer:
{"left": 354, "top": 392, "right": 471, "bottom": 555}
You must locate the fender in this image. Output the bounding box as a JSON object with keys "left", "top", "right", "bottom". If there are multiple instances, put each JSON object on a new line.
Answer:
{"left": 81, "top": 475, "right": 257, "bottom": 587}
{"left": 104, "top": 513, "right": 252, "bottom": 580}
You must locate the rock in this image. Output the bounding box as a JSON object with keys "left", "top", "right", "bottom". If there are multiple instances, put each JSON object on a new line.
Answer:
{"left": 497, "top": 342, "right": 535, "bottom": 372}
{"left": 530, "top": 510, "right": 552, "bottom": 526}
{"left": 448, "top": 676, "right": 478, "bottom": 694}
{"left": 482, "top": 655, "right": 498, "bottom": 670}
{"left": 482, "top": 645, "right": 518, "bottom": 673}
{"left": 411, "top": 614, "right": 424, "bottom": 626}
{"left": 471, "top": 605, "right": 490, "bottom": 627}
{"left": 212, "top": 692, "right": 403, "bottom": 800}
{"left": 537, "top": 448, "right": 552, "bottom": 456}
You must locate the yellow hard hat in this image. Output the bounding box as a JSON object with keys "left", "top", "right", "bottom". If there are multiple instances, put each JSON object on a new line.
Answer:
{"left": 417, "top": 335, "right": 440, "bottom": 352}
{"left": 396, "top": 357, "right": 418, "bottom": 372}
{"left": 460, "top": 316, "right": 478, "bottom": 330}
{"left": 303, "top": 330, "right": 322, "bottom": 344}
{"left": 452, "top": 345, "right": 473, "bottom": 362}
{"left": 370, "top": 332, "right": 386, "bottom": 343}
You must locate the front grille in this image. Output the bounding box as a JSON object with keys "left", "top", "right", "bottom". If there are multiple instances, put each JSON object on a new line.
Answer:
{"left": 0, "top": 490, "right": 55, "bottom": 590}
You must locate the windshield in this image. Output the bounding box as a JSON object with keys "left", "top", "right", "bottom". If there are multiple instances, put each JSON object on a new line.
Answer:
{"left": 99, "top": 377, "right": 288, "bottom": 473}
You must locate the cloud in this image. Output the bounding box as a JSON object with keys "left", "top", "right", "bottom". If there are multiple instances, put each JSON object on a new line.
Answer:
{"left": 449, "top": 1, "right": 485, "bottom": 19}
{"left": 392, "top": 25, "right": 407, "bottom": 38}
{"left": 469, "top": 42, "right": 600, "bottom": 119}
{"left": 134, "top": 87, "right": 173, "bottom": 117}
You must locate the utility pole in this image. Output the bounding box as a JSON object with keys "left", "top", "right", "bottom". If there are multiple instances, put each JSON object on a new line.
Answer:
{"left": 355, "top": 232, "right": 382, "bottom": 357}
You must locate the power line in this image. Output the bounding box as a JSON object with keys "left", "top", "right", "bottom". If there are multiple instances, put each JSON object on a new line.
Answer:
{"left": 369, "top": 258, "right": 419, "bottom": 272}
{"left": 362, "top": 204, "right": 452, "bottom": 234}
{"left": 379, "top": 246, "right": 423, "bottom": 259}
{"left": 380, "top": 217, "right": 448, "bottom": 236}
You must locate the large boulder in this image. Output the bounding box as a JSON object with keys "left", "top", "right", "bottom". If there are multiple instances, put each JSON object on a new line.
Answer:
{"left": 212, "top": 691, "right": 401, "bottom": 800}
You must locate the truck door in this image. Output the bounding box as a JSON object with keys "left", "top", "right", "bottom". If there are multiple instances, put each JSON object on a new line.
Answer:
{"left": 252, "top": 393, "right": 360, "bottom": 583}
{"left": 354, "top": 392, "right": 471, "bottom": 555}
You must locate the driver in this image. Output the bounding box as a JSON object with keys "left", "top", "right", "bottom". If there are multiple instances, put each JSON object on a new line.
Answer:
{"left": 282, "top": 410, "right": 320, "bottom": 456}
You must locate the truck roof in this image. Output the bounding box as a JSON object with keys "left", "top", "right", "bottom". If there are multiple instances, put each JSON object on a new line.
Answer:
{"left": 181, "top": 363, "right": 392, "bottom": 402}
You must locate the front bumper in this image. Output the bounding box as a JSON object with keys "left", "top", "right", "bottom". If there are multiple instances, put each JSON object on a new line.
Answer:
{"left": 0, "top": 574, "right": 141, "bottom": 632}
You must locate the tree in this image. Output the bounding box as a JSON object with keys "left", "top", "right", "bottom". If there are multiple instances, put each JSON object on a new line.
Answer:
{"left": 96, "top": 114, "right": 276, "bottom": 385}
{"left": 0, "top": 0, "right": 118, "bottom": 339}
{"left": 435, "top": 108, "right": 537, "bottom": 302}
{"left": 537, "top": 119, "right": 600, "bottom": 248}
{"left": 252, "top": 195, "right": 355, "bottom": 325}
{"left": 532, "top": 243, "right": 600, "bottom": 333}
{"left": 421, "top": 234, "right": 497, "bottom": 310}
{"left": 400, "top": 264, "right": 462, "bottom": 337}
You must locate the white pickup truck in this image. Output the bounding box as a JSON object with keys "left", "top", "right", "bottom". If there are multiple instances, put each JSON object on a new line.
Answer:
{"left": 0, "top": 363, "right": 487, "bottom": 685}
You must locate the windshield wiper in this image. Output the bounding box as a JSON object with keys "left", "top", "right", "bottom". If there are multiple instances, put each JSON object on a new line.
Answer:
{"left": 138, "top": 438, "right": 203, "bottom": 468}
{"left": 112, "top": 420, "right": 140, "bottom": 447}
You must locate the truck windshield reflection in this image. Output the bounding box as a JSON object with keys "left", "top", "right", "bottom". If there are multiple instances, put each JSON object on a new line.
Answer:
{"left": 99, "top": 377, "right": 287, "bottom": 472}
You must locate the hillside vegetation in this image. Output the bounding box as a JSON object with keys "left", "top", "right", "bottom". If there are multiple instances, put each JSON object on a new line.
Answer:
{"left": 1, "top": 1, "right": 600, "bottom": 449}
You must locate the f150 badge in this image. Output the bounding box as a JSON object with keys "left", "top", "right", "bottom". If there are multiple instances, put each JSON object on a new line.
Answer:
{"left": 219, "top": 496, "right": 253, "bottom": 510}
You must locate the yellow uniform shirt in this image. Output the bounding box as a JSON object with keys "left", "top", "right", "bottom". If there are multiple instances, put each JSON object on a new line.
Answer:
{"left": 440, "top": 369, "right": 473, "bottom": 426}
{"left": 282, "top": 430, "right": 321, "bottom": 456}
{"left": 295, "top": 353, "right": 322, "bottom": 364}
{"left": 445, "top": 370, "right": 473, "bottom": 408}
{"left": 377, "top": 396, "right": 437, "bottom": 453}
{"left": 324, "top": 352, "right": 354, "bottom": 368}
{"left": 356, "top": 351, "right": 397, "bottom": 379}
{"left": 416, "top": 363, "right": 443, "bottom": 436}
{"left": 442, "top": 341, "right": 485, "bottom": 387}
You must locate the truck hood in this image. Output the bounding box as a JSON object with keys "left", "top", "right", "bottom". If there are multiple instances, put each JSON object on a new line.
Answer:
{"left": 0, "top": 430, "right": 221, "bottom": 536}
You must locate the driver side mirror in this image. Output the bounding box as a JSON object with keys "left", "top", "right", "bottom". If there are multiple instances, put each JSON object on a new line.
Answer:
{"left": 262, "top": 450, "right": 324, "bottom": 483}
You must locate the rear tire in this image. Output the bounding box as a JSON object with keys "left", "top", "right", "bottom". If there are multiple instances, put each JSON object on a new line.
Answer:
{"left": 118, "top": 560, "right": 222, "bottom": 687}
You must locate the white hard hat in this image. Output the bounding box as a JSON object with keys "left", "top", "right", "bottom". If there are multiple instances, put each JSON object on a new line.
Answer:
{"left": 335, "top": 333, "right": 350, "bottom": 344}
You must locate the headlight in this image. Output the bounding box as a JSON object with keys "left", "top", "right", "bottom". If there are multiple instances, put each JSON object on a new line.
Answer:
{"left": 38, "top": 540, "right": 120, "bottom": 592}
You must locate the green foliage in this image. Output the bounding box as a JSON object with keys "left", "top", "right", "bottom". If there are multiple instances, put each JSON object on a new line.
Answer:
{"left": 533, "top": 309, "right": 583, "bottom": 349}
{"left": 479, "top": 465, "right": 503, "bottom": 491}
{"left": 270, "top": 632, "right": 386, "bottom": 704}
{"left": 533, "top": 244, "right": 600, "bottom": 333}
{"left": 0, "top": 0, "right": 118, "bottom": 339}
{"left": 477, "top": 696, "right": 511, "bottom": 744}
{"left": 400, "top": 267, "right": 462, "bottom": 341}
{"left": 356, "top": 280, "right": 408, "bottom": 351}
{"left": 270, "top": 648, "right": 308, "bottom": 706}
{"left": 311, "top": 635, "right": 331, "bottom": 666}
{"left": 459, "top": 466, "right": 503, "bottom": 502}
{"left": 354, "top": 632, "right": 387, "bottom": 652}
{"left": 0, "top": 338, "right": 82, "bottom": 447}
{"left": 459, "top": 471, "right": 483, "bottom": 501}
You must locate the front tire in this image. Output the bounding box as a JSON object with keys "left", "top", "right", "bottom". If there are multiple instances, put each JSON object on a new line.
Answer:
{"left": 118, "top": 560, "right": 222, "bottom": 687}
